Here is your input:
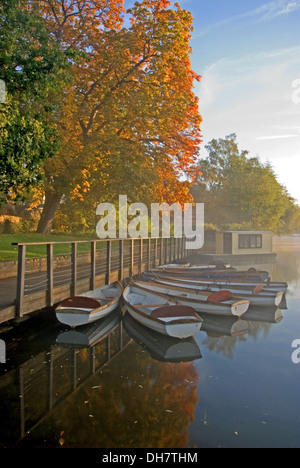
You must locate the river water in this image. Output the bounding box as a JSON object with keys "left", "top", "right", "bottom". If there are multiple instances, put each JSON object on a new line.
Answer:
{"left": 0, "top": 236, "right": 299, "bottom": 449}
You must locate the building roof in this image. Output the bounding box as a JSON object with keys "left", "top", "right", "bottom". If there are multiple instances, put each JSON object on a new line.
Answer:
{"left": 221, "top": 231, "right": 273, "bottom": 235}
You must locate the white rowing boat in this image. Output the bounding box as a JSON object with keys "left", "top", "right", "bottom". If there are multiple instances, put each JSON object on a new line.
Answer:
{"left": 55, "top": 282, "right": 123, "bottom": 327}
{"left": 122, "top": 283, "right": 203, "bottom": 339}
{"left": 145, "top": 272, "right": 288, "bottom": 293}
{"left": 158, "top": 263, "right": 191, "bottom": 269}
{"left": 145, "top": 276, "right": 284, "bottom": 307}
{"left": 132, "top": 280, "right": 250, "bottom": 317}
{"left": 152, "top": 265, "right": 270, "bottom": 281}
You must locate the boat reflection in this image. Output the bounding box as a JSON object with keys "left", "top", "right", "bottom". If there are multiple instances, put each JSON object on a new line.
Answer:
{"left": 200, "top": 314, "right": 249, "bottom": 338}
{"left": 243, "top": 306, "right": 283, "bottom": 324}
{"left": 123, "top": 312, "right": 202, "bottom": 363}
{"left": 55, "top": 309, "right": 122, "bottom": 348}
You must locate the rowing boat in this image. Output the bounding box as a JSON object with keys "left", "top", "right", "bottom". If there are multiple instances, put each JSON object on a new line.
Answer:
{"left": 151, "top": 267, "right": 270, "bottom": 281}
{"left": 145, "top": 272, "right": 288, "bottom": 293}
{"left": 55, "top": 282, "right": 123, "bottom": 327}
{"left": 144, "top": 276, "right": 284, "bottom": 307}
{"left": 122, "top": 283, "right": 203, "bottom": 339}
{"left": 132, "top": 280, "right": 250, "bottom": 317}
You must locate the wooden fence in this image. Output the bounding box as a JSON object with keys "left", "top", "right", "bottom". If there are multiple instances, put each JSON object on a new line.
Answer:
{"left": 2, "top": 236, "right": 189, "bottom": 323}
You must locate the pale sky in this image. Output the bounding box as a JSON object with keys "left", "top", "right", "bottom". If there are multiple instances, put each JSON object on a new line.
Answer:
{"left": 178, "top": 0, "right": 300, "bottom": 203}
{"left": 124, "top": 0, "right": 300, "bottom": 202}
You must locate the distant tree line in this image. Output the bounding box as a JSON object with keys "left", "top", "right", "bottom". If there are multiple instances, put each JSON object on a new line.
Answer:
{"left": 191, "top": 134, "right": 300, "bottom": 235}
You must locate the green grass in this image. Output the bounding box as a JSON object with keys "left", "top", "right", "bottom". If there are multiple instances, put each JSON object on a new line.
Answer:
{"left": 0, "top": 233, "right": 100, "bottom": 261}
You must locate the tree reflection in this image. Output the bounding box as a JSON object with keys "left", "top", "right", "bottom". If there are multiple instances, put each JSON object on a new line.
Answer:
{"left": 272, "top": 249, "right": 300, "bottom": 289}
{"left": 203, "top": 334, "right": 248, "bottom": 359}
{"left": 19, "top": 340, "right": 200, "bottom": 448}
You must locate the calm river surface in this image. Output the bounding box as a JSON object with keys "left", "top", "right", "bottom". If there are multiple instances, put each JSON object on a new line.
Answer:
{"left": 0, "top": 236, "right": 300, "bottom": 448}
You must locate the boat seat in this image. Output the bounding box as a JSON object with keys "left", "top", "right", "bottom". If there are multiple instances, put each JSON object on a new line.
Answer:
{"left": 60, "top": 296, "right": 100, "bottom": 309}
{"left": 253, "top": 284, "right": 264, "bottom": 295}
{"left": 207, "top": 290, "right": 233, "bottom": 303}
{"left": 151, "top": 305, "right": 196, "bottom": 319}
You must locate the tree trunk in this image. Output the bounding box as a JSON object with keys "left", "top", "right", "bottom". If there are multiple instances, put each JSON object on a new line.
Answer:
{"left": 36, "top": 191, "right": 62, "bottom": 234}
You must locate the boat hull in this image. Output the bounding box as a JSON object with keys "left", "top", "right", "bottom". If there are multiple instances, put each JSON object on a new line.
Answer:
{"left": 133, "top": 281, "right": 250, "bottom": 317}
{"left": 56, "top": 300, "right": 120, "bottom": 327}
{"left": 55, "top": 283, "right": 122, "bottom": 327}
{"left": 148, "top": 277, "right": 284, "bottom": 307}
{"left": 146, "top": 273, "right": 288, "bottom": 293}
{"left": 123, "top": 285, "right": 203, "bottom": 339}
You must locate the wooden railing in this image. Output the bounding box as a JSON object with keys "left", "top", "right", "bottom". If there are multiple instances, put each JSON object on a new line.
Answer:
{"left": 11, "top": 236, "right": 189, "bottom": 320}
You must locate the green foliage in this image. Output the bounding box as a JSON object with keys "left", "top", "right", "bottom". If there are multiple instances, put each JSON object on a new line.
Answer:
{"left": 0, "top": 0, "right": 70, "bottom": 203}
{"left": 193, "top": 134, "right": 300, "bottom": 235}
{"left": 0, "top": 96, "right": 60, "bottom": 202}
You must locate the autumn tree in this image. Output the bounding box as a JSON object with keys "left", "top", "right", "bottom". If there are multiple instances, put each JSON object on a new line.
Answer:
{"left": 33, "top": 0, "right": 202, "bottom": 234}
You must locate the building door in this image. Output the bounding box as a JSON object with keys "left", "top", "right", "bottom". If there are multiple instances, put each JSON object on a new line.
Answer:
{"left": 223, "top": 233, "right": 232, "bottom": 254}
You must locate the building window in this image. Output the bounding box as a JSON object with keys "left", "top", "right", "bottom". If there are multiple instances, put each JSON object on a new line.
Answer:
{"left": 238, "top": 234, "right": 263, "bottom": 249}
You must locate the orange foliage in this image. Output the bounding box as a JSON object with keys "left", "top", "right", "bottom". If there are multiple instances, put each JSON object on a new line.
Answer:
{"left": 34, "top": 0, "right": 202, "bottom": 229}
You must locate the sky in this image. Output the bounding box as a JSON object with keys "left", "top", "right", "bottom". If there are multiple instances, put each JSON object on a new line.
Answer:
{"left": 125, "top": 0, "right": 300, "bottom": 202}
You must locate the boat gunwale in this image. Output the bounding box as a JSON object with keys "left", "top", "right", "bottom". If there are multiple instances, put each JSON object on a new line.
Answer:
{"left": 147, "top": 273, "right": 288, "bottom": 290}
{"left": 133, "top": 280, "right": 247, "bottom": 309}
{"left": 123, "top": 284, "right": 203, "bottom": 326}
{"left": 146, "top": 277, "right": 283, "bottom": 302}
{"left": 55, "top": 282, "right": 123, "bottom": 316}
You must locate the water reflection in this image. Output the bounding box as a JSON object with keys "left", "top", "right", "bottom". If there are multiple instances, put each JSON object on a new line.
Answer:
{"left": 0, "top": 311, "right": 129, "bottom": 447}
{"left": 272, "top": 236, "right": 300, "bottom": 292}
{"left": 18, "top": 337, "right": 199, "bottom": 448}
{"left": 123, "top": 312, "right": 202, "bottom": 363}
{"left": 201, "top": 314, "right": 249, "bottom": 338}
{"left": 56, "top": 309, "right": 122, "bottom": 348}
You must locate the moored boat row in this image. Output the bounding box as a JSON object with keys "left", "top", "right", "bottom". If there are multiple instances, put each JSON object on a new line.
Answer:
{"left": 54, "top": 261, "right": 287, "bottom": 341}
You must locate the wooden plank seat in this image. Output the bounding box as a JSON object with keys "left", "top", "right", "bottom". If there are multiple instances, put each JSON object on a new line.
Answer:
{"left": 60, "top": 296, "right": 101, "bottom": 309}
{"left": 151, "top": 305, "right": 197, "bottom": 319}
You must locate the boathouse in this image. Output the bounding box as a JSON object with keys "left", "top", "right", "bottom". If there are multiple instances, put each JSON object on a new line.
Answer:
{"left": 216, "top": 231, "right": 274, "bottom": 256}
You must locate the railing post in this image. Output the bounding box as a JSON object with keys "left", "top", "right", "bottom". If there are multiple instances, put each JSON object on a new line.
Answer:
{"left": 120, "top": 240, "right": 124, "bottom": 280}
{"left": 47, "top": 244, "right": 54, "bottom": 307}
{"left": 16, "top": 244, "right": 26, "bottom": 318}
{"left": 91, "top": 241, "right": 96, "bottom": 290}
{"left": 147, "top": 238, "right": 151, "bottom": 270}
{"left": 140, "top": 239, "right": 143, "bottom": 272}
{"left": 71, "top": 242, "right": 77, "bottom": 296}
{"left": 131, "top": 239, "right": 134, "bottom": 275}
{"left": 107, "top": 240, "right": 112, "bottom": 285}
{"left": 155, "top": 238, "right": 158, "bottom": 268}
{"left": 160, "top": 238, "right": 163, "bottom": 266}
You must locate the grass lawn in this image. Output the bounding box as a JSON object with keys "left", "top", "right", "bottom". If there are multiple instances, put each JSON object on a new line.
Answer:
{"left": 0, "top": 233, "right": 100, "bottom": 261}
